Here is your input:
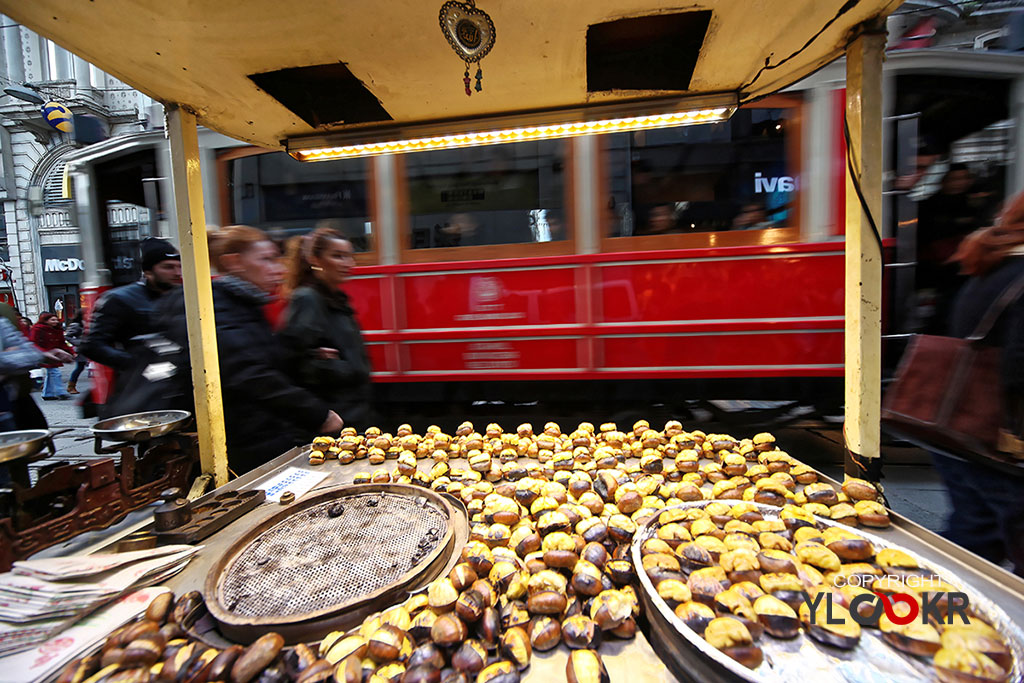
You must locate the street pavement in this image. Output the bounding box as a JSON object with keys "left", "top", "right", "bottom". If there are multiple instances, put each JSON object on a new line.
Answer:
{"left": 32, "top": 367, "right": 99, "bottom": 462}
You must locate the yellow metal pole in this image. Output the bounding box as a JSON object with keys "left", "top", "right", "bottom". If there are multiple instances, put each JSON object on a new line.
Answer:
{"left": 844, "top": 26, "right": 885, "bottom": 481}
{"left": 166, "top": 105, "right": 229, "bottom": 487}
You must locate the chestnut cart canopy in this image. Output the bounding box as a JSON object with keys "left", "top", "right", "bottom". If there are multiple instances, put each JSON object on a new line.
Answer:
{"left": 2, "top": 0, "right": 899, "bottom": 149}
{"left": 0, "top": 0, "right": 902, "bottom": 486}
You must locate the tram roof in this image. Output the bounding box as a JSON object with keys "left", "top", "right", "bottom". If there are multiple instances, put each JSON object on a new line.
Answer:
{"left": 2, "top": 0, "right": 903, "bottom": 152}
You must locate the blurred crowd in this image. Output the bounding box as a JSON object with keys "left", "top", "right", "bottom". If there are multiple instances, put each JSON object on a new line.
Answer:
{"left": 0, "top": 227, "right": 371, "bottom": 476}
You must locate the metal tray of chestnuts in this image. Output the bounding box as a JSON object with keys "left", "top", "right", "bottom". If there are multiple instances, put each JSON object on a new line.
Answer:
{"left": 203, "top": 484, "right": 466, "bottom": 644}
{"left": 632, "top": 500, "right": 1024, "bottom": 683}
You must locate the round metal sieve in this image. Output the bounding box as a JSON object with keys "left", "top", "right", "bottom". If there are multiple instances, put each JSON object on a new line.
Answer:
{"left": 204, "top": 483, "right": 464, "bottom": 643}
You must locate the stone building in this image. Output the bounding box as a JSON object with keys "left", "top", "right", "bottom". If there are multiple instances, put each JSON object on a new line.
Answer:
{"left": 0, "top": 15, "right": 156, "bottom": 320}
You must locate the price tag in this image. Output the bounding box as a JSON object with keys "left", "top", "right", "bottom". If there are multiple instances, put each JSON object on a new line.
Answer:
{"left": 255, "top": 467, "right": 329, "bottom": 503}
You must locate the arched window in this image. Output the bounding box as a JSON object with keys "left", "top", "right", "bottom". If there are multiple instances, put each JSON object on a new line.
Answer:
{"left": 31, "top": 143, "right": 75, "bottom": 206}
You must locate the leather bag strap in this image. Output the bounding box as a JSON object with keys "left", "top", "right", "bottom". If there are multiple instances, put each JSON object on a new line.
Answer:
{"left": 968, "top": 270, "right": 1024, "bottom": 342}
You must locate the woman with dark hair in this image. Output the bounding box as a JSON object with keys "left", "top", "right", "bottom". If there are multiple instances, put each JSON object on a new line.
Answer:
{"left": 935, "top": 191, "right": 1024, "bottom": 576}
{"left": 156, "top": 225, "right": 343, "bottom": 473}
{"left": 29, "top": 312, "right": 74, "bottom": 400}
{"left": 278, "top": 227, "right": 371, "bottom": 428}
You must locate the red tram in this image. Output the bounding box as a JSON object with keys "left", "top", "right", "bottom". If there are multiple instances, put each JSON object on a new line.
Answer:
{"left": 67, "top": 48, "right": 1014, "bottom": 416}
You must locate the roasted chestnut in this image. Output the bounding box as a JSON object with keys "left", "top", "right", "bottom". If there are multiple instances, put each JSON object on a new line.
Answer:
{"left": 527, "top": 590, "right": 567, "bottom": 615}
{"left": 449, "top": 564, "right": 478, "bottom": 592}
{"left": 529, "top": 616, "right": 561, "bottom": 651}
{"left": 933, "top": 647, "right": 1008, "bottom": 683}
{"left": 455, "top": 590, "right": 485, "bottom": 624}
{"left": 704, "top": 617, "right": 763, "bottom": 669}
{"left": 571, "top": 560, "right": 604, "bottom": 597}
{"left": 674, "top": 601, "right": 716, "bottom": 635}
{"left": 590, "top": 590, "right": 632, "bottom": 631}
{"left": 499, "top": 627, "right": 532, "bottom": 671}
{"left": 497, "top": 601, "right": 528, "bottom": 633}
{"left": 476, "top": 660, "right": 521, "bottom": 683}
{"left": 566, "top": 649, "right": 610, "bottom": 683}
{"left": 431, "top": 614, "right": 468, "bottom": 647}
{"left": 561, "top": 615, "right": 602, "bottom": 650}
{"left": 604, "top": 559, "right": 636, "bottom": 585}
{"left": 799, "top": 601, "right": 861, "bottom": 649}
{"left": 752, "top": 595, "right": 800, "bottom": 639}
{"left": 940, "top": 625, "right": 1012, "bottom": 671}
{"left": 879, "top": 616, "right": 941, "bottom": 657}
{"left": 231, "top": 633, "right": 285, "bottom": 683}
{"left": 145, "top": 593, "right": 174, "bottom": 624}
{"left": 427, "top": 578, "right": 459, "bottom": 613}
{"left": 367, "top": 624, "right": 407, "bottom": 663}
{"left": 451, "top": 639, "right": 488, "bottom": 674}
{"left": 408, "top": 643, "right": 445, "bottom": 671}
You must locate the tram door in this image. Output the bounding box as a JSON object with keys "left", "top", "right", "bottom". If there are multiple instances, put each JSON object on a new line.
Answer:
{"left": 882, "top": 113, "right": 920, "bottom": 379}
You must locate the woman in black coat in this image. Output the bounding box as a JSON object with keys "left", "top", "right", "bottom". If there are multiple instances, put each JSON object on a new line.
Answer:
{"left": 157, "top": 225, "right": 343, "bottom": 474}
{"left": 278, "top": 227, "right": 372, "bottom": 428}
{"left": 936, "top": 192, "right": 1024, "bottom": 576}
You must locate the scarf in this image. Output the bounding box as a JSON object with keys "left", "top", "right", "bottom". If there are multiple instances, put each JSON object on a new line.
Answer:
{"left": 217, "top": 275, "right": 275, "bottom": 306}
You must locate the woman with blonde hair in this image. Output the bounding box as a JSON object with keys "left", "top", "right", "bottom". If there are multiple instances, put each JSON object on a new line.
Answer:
{"left": 933, "top": 191, "right": 1024, "bottom": 576}
{"left": 278, "top": 227, "right": 371, "bottom": 428}
{"left": 156, "top": 225, "right": 342, "bottom": 473}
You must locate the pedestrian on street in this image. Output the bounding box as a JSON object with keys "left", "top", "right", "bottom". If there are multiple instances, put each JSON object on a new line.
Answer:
{"left": 0, "top": 317, "right": 70, "bottom": 486}
{"left": 0, "top": 305, "right": 53, "bottom": 430}
{"left": 279, "top": 227, "right": 372, "bottom": 430}
{"left": 156, "top": 225, "right": 343, "bottom": 474}
{"left": 937, "top": 189, "right": 1024, "bottom": 576}
{"left": 64, "top": 310, "right": 87, "bottom": 395}
{"left": 80, "top": 238, "right": 182, "bottom": 417}
{"left": 28, "top": 312, "right": 75, "bottom": 401}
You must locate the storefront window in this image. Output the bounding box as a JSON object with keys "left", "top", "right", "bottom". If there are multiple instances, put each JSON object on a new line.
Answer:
{"left": 604, "top": 107, "right": 794, "bottom": 236}
{"left": 229, "top": 153, "right": 372, "bottom": 251}
{"left": 404, "top": 140, "right": 567, "bottom": 249}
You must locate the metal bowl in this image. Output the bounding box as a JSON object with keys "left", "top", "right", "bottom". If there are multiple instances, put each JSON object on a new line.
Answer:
{"left": 91, "top": 410, "right": 192, "bottom": 442}
{"left": 0, "top": 430, "right": 53, "bottom": 465}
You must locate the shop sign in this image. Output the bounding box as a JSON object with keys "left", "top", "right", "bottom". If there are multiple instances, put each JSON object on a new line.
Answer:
{"left": 753, "top": 172, "right": 797, "bottom": 193}
{"left": 44, "top": 257, "right": 84, "bottom": 273}
{"left": 40, "top": 245, "right": 85, "bottom": 285}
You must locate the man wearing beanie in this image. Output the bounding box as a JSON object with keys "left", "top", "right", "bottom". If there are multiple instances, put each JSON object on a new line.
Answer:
{"left": 81, "top": 237, "right": 182, "bottom": 416}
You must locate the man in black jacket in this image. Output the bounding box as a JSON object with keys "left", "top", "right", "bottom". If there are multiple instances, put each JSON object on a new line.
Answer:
{"left": 80, "top": 238, "right": 182, "bottom": 416}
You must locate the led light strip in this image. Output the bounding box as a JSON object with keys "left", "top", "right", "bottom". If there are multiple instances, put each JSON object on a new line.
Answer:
{"left": 292, "top": 107, "right": 732, "bottom": 161}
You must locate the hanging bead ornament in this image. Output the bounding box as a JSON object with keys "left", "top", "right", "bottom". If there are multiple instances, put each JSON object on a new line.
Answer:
{"left": 439, "top": 0, "right": 495, "bottom": 96}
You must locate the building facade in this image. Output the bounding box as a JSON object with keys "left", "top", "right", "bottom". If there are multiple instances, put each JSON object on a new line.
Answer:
{"left": 0, "top": 16, "right": 156, "bottom": 319}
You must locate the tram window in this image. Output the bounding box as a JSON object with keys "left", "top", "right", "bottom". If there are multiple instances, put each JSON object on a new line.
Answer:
{"left": 228, "top": 152, "right": 372, "bottom": 251}
{"left": 604, "top": 108, "right": 794, "bottom": 236}
{"left": 404, "top": 140, "right": 567, "bottom": 249}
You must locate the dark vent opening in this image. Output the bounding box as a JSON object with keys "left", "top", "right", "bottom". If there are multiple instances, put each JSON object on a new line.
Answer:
{"left": 587, "top": 11, "right": 711, "bottom": 92}
{"left": 249, "top": 63, "right": 392, "bottom": 128}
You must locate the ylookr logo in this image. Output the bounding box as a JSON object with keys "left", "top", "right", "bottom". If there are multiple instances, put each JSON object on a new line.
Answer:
{"left": 801, "top": 589, "right": 971, "bottom": 627}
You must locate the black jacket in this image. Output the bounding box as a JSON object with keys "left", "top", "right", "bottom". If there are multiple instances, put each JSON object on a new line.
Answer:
{"left": 278, "top": 283, "right": 372, "bottom": 428}
{"left": 157, "top": 277, "right": 331, "bottom": 473}
{"left": 81, "top": 280, "right": 167, "bottom": 370}
{"left": 950, "top": 255, "right": 1024, "bottom": 396}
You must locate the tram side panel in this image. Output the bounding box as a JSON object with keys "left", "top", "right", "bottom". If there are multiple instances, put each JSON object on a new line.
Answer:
{"left": 353, "top": 243, "right": 847, "bottom": 414}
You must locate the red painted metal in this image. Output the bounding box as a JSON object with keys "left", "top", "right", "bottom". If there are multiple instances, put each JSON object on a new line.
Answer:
{"left": 344, "top": 242, "right": 848, "bottom": 382}
{"left": 80, "top": 284, "right": 115, "bottom": 404}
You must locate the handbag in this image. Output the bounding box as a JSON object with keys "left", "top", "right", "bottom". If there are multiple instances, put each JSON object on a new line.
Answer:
{"left": 881, "top": 272, "right": 1024, "bottom": 465}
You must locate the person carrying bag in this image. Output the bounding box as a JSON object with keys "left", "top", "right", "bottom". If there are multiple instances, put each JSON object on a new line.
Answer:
{"left": 882, "top": 190, "right": 1024, "bottom": 575}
